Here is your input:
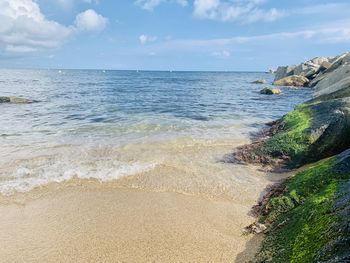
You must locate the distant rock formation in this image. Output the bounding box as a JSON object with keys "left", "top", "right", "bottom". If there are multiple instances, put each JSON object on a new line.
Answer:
{"left": 272, "top": 52, "right": 350, "bottom": 89}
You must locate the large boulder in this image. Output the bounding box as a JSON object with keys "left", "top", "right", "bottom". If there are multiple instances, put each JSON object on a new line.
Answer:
{"left": 273, "top": 75, "right": 309, "bottom": 87}
{"left": 293, "top": 62, "right": 320, "bottom": 78}
{"left": 274, "top": 65, "right": 296, "bottom": 81}
{"left": 313, "top": 64, "right": 350, "bottom": 98}
{"left": 310, "top": 52, "right": 350, "bottom": 88}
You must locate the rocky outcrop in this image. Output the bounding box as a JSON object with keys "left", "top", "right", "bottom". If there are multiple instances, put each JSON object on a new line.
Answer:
{"left": 273, "top": 75, "right": 309, "bottom": 87}
{"left": 260, "top": 87, "right": 281, "bottom": 95}
{"left": 273, "top": 56, "right": 332, "bottom": 82}
{"left": 240, "top": 51, "right": 350, "bottom": 263}
{"left": 0, "top": 96, "right": 35, "bottom": 104}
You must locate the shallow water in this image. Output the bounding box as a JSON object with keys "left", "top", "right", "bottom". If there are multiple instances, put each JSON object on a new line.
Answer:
{"left": 0, "top": 69, "right": 312, "bottom": 195}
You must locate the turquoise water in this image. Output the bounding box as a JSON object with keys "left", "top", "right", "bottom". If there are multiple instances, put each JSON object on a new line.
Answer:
{"left": 0, "top": 70, "right": 312, "bottom": 195}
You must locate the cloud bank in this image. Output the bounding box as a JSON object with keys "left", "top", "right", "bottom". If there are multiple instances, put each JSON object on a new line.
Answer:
{"left": 0, "top": 0, "right": 108, "bottom": 55}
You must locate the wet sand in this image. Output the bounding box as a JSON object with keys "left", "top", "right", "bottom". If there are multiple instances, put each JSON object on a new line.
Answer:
{"left": 0, "top": 184, "right": 265, "bottom": 263}
{"left": 0, "top": 140, "right": 274, "bottom": 262}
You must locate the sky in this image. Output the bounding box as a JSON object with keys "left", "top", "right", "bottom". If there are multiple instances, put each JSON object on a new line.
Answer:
{"left": 0, "top": 0, "right": 350, "bottom": 71}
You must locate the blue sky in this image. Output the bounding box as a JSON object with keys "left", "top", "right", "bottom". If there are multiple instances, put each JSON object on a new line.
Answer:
{"left": 0, "top": 0, "right": 350, "bottom": 71}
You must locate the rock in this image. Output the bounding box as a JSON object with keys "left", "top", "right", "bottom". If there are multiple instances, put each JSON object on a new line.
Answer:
{"left": 310, "top": 52, "right": 350, "bottom": 87}
{"left": 320, "top": 61, "right": 332, "bottom": 71}
{"left": 313, "top": 64, "right": 350, "bottom": 98}
{"left": 233, "top": 97, "right": 350, "bottom": 168}
{"left": 252, "top": 79, "right": 267, "bottom": 84}
{"left": 311, "top": 57, "right": 329, "bottom": 66}
{"left": 0, "top": 97, "right": 11, "bottom": 103}
{"left": 293, "top": 62, "right": 320, "bottom": 77}
{"left": 303, "top": 98, "right": 350, "bottom": 163}
{"left": 273, "top": 75, "right": 309, "bottom": 87}
{"left": 244, "top": 222, "right": 267, "bottom": 235}
{"left": 0, "top": 96, "right": 35, "bottom": 104}
{"left": 274, "top": 65, "right": 296, "bottom": 81}
{"left": 310, "top": 85, "right": 350, "bottom": 104}
{"left": 260, "top": 87, "right": 281, "bottom": 95}
{"left": 252, "top": 149, "right": 350, "bottom": 263}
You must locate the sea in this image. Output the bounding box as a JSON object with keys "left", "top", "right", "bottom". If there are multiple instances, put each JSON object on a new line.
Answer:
{"left": 0, "top": 69, "right": 312, "bottom": 196}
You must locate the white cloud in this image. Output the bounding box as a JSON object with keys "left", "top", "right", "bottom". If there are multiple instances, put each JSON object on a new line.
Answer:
{"left": 0, "top": 0, "right": 73, "bottom": 54}
{"left": 193, "top": 0, "right": 285, "bottom": 23}
{"left": 139, "top": 34, "right": 157, "bottom": 44}
{"left": 0, "top": 0, "right": 108, "bottom": 55}
{"left": 75, "top": 9, "right": 108, "bottom": 31}
{"left": 135, "top": 0, "right": 188, "bottom": 11}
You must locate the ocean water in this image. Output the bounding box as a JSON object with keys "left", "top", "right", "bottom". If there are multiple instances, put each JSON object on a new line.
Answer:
{"left": 0, "top": 69, "right": 312, "bottom": 196}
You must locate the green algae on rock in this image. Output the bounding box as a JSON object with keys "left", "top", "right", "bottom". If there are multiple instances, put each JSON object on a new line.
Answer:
{"left": 233, "top": 97, "right": 350, "bottom": 168}
{"left": 252, "top": 149, "right": 350, "bottom": 263}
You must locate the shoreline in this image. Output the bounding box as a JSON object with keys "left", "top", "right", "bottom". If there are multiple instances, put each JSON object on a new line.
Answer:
{"left": 0, "top": 167, "right": 274, "bottom": 262}
{"left": 0, "top": 137, "right": 279, "bottom": 262}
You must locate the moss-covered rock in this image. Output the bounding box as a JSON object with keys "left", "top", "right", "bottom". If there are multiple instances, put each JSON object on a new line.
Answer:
{"left": 234, "top": 97, "right": 350, "bottom": 168}
{"left": 252, "top": 149, "right": 350, "bottom": 263}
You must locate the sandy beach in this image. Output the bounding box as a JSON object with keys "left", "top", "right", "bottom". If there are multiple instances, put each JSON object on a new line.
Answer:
{"left": 0, "top": 140, "right": 275, "bottom": 262}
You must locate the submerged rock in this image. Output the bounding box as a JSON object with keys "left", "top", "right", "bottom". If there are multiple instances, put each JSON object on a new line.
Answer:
{"left": 0, "top": 97, "right": 11, "bottom": 103}
{"left": 0, "top": 96, "right": 35, "bottom": 104}
{"left": 252, "top": 79, "right": 267, "bottom": 84}
{"left": 260, "top": 87, "right": 281, "bottom": 95}
{"left": 273, "top": 75, "right": 309, "bottom": 87}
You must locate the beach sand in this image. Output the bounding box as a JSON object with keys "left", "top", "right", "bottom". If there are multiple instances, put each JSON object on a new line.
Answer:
{"left": 0, "top": 141, "right": 274, "bottom": 262}
{"left": 0, "top": 185, "right": 262, "bottom": 263}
